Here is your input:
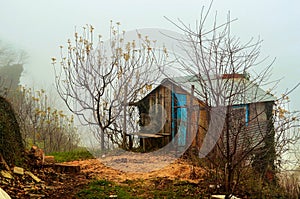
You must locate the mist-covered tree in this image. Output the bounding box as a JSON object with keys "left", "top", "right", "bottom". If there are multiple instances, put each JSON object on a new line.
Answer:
{"left": 0, "top": 40, "right": 27, "bottom": 96}
{"left": 0, "top": 40, "right": 28, "bottom": 66}
{"left": 0, "top": 64, "right": 23, "bottom": 91}
{"left": 53, "top": 22, "right": 168, "bottom": 150}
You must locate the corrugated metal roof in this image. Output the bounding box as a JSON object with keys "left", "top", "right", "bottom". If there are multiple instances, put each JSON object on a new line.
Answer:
{"left": 161, "top": 74, "right": 276, "bottom": 106}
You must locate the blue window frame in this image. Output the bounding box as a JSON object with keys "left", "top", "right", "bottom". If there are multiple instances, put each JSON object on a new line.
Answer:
{"left": 232, "top": 104, "right": 250, "bottom": 126}
{"left": 171, "top": 92, "right": 187, "bottom": 146}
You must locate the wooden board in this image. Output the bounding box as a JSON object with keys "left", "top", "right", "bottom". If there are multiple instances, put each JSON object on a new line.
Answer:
{"left": 52, "top": 164, "right": 80, "bottom": 173}
{"left": 128, "top": 132, "right": 163, "bottom": 138}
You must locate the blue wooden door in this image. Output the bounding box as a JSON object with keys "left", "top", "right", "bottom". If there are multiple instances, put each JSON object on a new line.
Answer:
{"left": 172, "top": 93, "right": 187, "bottom": 146}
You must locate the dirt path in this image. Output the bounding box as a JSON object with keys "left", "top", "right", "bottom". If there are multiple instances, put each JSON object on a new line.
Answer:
{"left": 1, "top": 157, "right": 205, "bottom": 198}
{"left": 65, "top": 157, "right": 204, "bottom": 184}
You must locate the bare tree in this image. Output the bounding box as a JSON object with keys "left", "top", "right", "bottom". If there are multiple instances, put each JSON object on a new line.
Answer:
{"left": 53, "top": 22, "right": 168, "bottom": 151}
{"left": 164, "top": 3, "right": 300, "bottom": 197}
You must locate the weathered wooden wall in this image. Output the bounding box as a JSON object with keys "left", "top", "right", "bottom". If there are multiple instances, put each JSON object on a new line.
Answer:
{"left": 137, "top": 82, "right": 273, "bottom": 156}
{"left": 137, "top": 82, "right": 209, "bottom": 151}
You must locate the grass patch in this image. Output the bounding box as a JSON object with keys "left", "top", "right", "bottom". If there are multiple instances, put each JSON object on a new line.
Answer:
{"left": 76, "top": 180, "right": 134, "bottom": 199}
{"left": 76, "top": 177, "right": 292, "bottom": 199}
{"left": 48, "top": 148, "right": 94, "bottom": 162}
{"left": 76, "top": 178, "right": 208, "bottom": 199}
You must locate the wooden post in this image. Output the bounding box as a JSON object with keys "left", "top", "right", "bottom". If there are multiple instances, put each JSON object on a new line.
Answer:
{"left": 143, "top": 138, "right": 146, "bottom": 152}
{"left": 187, "top": 85, "right": 195, "bottom": 145}
{"left": 122, "top": 84, "right": 128, "bottom": 149}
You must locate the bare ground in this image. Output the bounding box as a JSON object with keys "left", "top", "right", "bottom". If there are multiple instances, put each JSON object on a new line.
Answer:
{"left": 1, "top": 157, "right": 205, "bottom": 198}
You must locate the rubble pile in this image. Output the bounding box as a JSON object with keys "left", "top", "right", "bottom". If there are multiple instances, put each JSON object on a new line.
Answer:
{"left": 0, "top": 146, "right": 88, "bottom": 199}
{"left": 1, "top": 167, "right": 89, "bottom": 198}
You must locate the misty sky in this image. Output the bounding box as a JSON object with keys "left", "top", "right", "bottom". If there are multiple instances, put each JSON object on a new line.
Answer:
{"left": 1, "top": 0, "right": 300, "bottom": 110}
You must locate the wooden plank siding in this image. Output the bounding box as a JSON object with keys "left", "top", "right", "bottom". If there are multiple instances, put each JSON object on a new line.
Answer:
{"left": 211, "top": 101, "right": 273, "bottom": 164}
{"left": 134, "top": 82, "right": 209, "bottom": 151}
{"left": 133, "top": 81, "right": 273, "bottom": 156}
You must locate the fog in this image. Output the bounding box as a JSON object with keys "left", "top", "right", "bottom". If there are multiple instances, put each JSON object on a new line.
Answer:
{"left": 1, "top": 0, "right": 299, "bottom": 110}
{"left": 1, "top": 0, "right": 300, "bottom": 170}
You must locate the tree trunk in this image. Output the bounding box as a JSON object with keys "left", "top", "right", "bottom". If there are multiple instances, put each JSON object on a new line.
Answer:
{"left": 122, "top": 85, "right": 128, "bottom": 149}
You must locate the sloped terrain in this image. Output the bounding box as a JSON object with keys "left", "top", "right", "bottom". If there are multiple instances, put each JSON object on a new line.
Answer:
{"left": 1, "top": 157, "right": 207, "bottom": 198}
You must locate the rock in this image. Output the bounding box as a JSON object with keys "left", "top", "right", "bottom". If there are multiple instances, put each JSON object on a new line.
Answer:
{"left": 0, "top": 170, "right": 13, "bottom": 179}
{"left": 0, "top": 187, "right": 11, "bottom": 199}
{"left": 13, "top": 166, "right": 24, "bottom": 175}
{"left": 0, "top": 96, "right": 24, "bottom": 167}
{"left": 211, "top": 195, "right": 226, "bottom": 199}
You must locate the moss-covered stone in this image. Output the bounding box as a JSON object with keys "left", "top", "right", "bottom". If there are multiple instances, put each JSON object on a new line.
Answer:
{"left": 0, "top": 96, "right": 24, "bottom": 166}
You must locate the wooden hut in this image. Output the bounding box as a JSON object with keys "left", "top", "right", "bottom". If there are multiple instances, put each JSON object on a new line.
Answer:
{"left": 130, "top": 74, "right": 276, "bottom": 154}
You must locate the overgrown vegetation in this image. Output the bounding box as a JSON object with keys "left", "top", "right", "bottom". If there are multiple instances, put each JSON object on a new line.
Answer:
{"left": 0, "top": 39, "right": 80, "bottom": 156}
{"left": 9, "top": 86, "right": 80, "bottom": 153}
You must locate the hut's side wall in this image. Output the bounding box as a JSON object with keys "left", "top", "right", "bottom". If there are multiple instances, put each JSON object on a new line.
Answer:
{"left": 206, "top": 101, "right": 274, "bottom": 166}
{"left": 191, "top": 105, "right": 208, "bottom": 149}
{"left": 249, "top": 102, "right": 268, "bottom": 123}
{"left": 161, "top": 82, "right": 208, "bottom": 149}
